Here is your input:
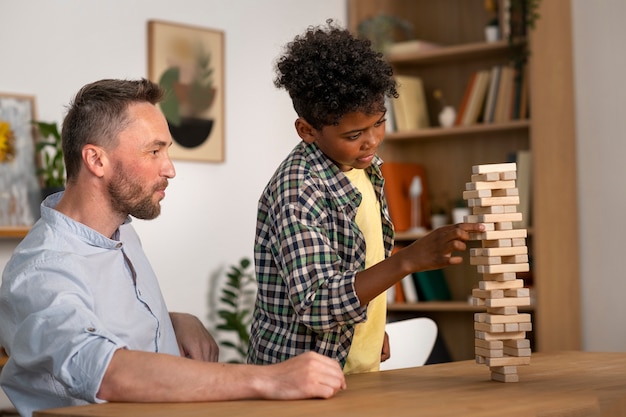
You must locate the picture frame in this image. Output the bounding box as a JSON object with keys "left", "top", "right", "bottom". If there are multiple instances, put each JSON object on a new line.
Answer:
{"left": 0, "top": 93, "right": 40, "bottom": 229}
{"left": 148, "top": 20, "right": 225, "bottom": 162}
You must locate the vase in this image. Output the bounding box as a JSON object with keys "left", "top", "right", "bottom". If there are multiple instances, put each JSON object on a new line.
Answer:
{"left": 438, "top": 106, "right": 456, "bottom": 128}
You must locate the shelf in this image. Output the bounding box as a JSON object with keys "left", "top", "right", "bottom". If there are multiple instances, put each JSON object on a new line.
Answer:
{"left": 388, "top": 301, "right": 535, "bottom": 313}
{"left": 0, "top": 226, "right": 30, "bottom": 239}
{"left": 387, "top": 40, "right": 525, "bottom": 67}
{"left": 385, "top": 120, "right": 530, "bottom": 142}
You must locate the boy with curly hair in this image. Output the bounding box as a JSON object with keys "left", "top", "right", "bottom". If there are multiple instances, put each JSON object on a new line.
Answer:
{"left": 248, "top": 20, "right": 483, "bottom": 374}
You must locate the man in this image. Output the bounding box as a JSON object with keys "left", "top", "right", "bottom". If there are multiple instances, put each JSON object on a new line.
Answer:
{"left": 0, "top": 78, "right": 345, "bottom": 417}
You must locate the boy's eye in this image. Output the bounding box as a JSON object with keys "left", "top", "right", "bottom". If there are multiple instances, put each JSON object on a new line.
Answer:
{"left": 347, "top": 132, "right": 362, "bottom": 140}
{"left": 375, "top": 118, "right": 386, "bottom": 127}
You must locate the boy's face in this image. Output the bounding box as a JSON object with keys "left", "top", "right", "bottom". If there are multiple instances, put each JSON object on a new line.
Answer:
{"left": 298, "top": 111, "right": 386, "bottom": 172}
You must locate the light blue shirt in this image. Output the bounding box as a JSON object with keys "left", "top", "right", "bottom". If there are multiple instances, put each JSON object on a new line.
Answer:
{"left": 0, "top": 192, "right": 180, "bottom": 417}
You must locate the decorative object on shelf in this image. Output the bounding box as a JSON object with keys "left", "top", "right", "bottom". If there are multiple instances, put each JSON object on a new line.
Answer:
{"left": 215, "top": 257, "right": 257, "bottom": 363}
{"left": 0, "top": 93, "right": 39, "bottom": 228}
{"left": 433, "top": 89, "right": 456, "bottom": 128}
{"left": 356, "top": 13, "right": 413, "bottom": 54}
{"left": 409, "top": 176, "right": 426, "bottom": 233}
{"left": 484, "top": 0, "right": 500, "bottom": 42}
{"left": 148, "top": 20, "right": 224, "bottom": 162}
{"left": 33, "top": 120, "right": 65, "bottom": 200}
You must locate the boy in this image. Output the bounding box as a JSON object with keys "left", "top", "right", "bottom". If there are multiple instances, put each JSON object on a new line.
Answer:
{"left": 248, "top": 21, "right": 483, "bottom": 373}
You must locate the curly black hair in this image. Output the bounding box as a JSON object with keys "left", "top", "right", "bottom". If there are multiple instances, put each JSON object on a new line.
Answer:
{"left": 274, "top": 19, "right": 398, "bottom": 130}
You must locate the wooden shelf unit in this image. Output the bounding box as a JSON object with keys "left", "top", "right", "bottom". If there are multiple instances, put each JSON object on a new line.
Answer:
{"left": 0, "top": 227, "right": 30, "bottom": 239}
{"left": 349, "top": 0, "right": 580, "bottom": 360}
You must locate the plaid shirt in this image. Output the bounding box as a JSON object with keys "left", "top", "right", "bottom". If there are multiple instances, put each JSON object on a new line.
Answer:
{"left": 247, "top": 141, "right": 394, "bottom": 367}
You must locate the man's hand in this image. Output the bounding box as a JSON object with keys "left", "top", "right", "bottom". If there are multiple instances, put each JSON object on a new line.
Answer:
{"left": 170, "top": 312, "right": 219, "bottom": 362}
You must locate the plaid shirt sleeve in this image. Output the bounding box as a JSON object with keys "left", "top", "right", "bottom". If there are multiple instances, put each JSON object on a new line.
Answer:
{"left": 249, "top": 143, "right": 394, "bottom": 366}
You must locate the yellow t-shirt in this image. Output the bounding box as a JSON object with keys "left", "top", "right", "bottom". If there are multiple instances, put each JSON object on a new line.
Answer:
{"left": 342, "top": 168, "right": 387, "bottom": 375}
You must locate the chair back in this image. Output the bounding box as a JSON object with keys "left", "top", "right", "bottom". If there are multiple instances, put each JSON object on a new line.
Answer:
{"left": 380, "top": 317, "right": 438, "bottom": 371}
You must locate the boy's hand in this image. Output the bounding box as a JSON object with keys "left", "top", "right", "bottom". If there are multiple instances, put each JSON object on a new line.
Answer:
{"left": 406, "top": 223, "right": 485, "bottom": 271}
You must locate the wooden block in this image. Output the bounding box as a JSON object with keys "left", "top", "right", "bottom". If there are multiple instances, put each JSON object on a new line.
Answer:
{"left": 468, "top": 196, "right": 520, "bottom": 207}
{"left": 503, "top": 346, "right": 532, "bottom": 357}
{"left": 472, "top": 162, "right": 517, "bottom": 174}
{"left": 472, "top": 205, "right": 505, "bottom": 214}
{"left": 475, "top": 322, "right": 505, "bottom": 333}
{"left": 477, "top": 246, "right": 527, "bottom": 257}
{"left": 503, "top": 339, "right": 531, "bottom": 349}
{"left": 492, "top": 188, "right": 519, "bottom": 197}
{"left": 466, "top": 180, "right": 516, "bottom": 191}
{"left": 499, "top": 171, "right": 517, "bottom": 180}
{"left": 479, "top": 313, "right": 531, "bottom": 324}
{"left": 490, "top": 365, "right": 518, "bottom": 375}
{"left": 475, "top": 338, "right": 504, "bottom": 349}
{"left": 491, "top": 371, "right": 519, "bottom": 382}
{"left": 472, "top": 288, "right": 504, "bottom": 299}
{"left": 512, "top": 238, "right": 526, "bottom": 246}
{"left": 463, "top": 189, "right": 493, "bottom": 199}
{"left": 465, "top": 212, "right": 523, "bottom": 223}
{"left": 472, "top": 229, "right": 527, "bottom": 240}
{"left": 487, "top": 306, "right": 519, "bottom": 315}
{"left": 475, "top": 330, "right": 526, "bottom": 341}
{"left": 495, "top": 222, "right": 514, "bottom": 230}
{"left": 481, "top": 272, "right": 518, "bottom": 281}
{"left": 485, "top": 355, "right": 531, "bottom": 367}
{"left": 502, "top": 254, "right": 529, "bottom": 264}
{"left": 519, "top": 322, "right": 533, "bottom": 331}
{"left": 476, "top": 346, "right": 503, "bottom": 358}
{"left": 478, "top": 263, "right": 530, "bottom": 274}
{"left": 504, "top": 323, "right": 519, "bottom": 332}
{"left": 472, "top": 297, "right": 485, "bottom": 306}
{"left": 476, "top": 355, "right": 486, "bottom": 364}
{"left": 485, "top": 296, "right": 531, "bottom": 307}
{"left": 479, "top": 279, "right": 524, "bottom": 290}
{"left": 470, "top": 256, "right": 502, "bottom": 266}
{"left": 503, "top": 288, "right": 530, "bottom": 297}
{"left": 472, "top": 172, "right": 500, "bottom": 182}
{"left": 503, "top": 205, "right": 518, "bottom": 213}
{"left": 482, "top": 239, "right": 512, "bottom": 248}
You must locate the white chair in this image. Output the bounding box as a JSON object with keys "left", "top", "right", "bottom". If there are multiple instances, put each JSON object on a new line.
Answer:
{"left": 380, "top": 317, "right": 438, "bottom": 371}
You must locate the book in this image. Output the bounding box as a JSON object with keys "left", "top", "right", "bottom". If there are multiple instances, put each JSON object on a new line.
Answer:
{"left": 412, "top": 269, "right": 451, "bottom": 301}
{"left": 392, "top": 75, "right": 430, "bottom": 131}
{"left": 462, "top": 70, "right": 491, "bottom": 126}
{"left": 387, "top": 39, "right": 441, "bottom": 55}
{"left": 494, "top": 65, "right": 515, "bottom": 123}
{"left": 454, "top": 72, "right": 477, "bottom": 126}
{"left": 380, "top": 162, "right": 430, "bottom": 232}
{"left": 384, "top": 96, "right": 397, "bottom": 133}
{"left": 483, "top": 65, "right": 502, "bottom": 123}
{"left": 515, "top": 150, "right": 532, "bottom": 229}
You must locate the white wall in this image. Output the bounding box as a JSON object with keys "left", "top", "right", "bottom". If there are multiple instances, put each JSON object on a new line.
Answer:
{"left": 572, "top": 0, "right": 626, "bottom": 351}
{"left": 0, "top": 0, "right": 346, "bottom": 368}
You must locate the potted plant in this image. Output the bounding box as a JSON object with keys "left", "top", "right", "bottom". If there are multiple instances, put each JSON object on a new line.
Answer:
{"left": 33, "top": 120, "right": 65, "bottom": 199}
{"left": 215, "top": 257, "right": 257, "bottom": 363}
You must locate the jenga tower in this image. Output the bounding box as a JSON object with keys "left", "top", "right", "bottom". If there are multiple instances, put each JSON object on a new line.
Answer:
{"left": 463, "top": 162, "right": 531, "bottom": 383}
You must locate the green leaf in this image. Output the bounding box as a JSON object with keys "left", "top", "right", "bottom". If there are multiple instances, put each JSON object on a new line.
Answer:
{"left": 158, "top": 67, "right": 181, "bottom": 125}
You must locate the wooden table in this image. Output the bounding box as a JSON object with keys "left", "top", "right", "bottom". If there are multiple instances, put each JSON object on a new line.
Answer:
{"left": 35, "top": 351, "right": 626, "bottom": 417}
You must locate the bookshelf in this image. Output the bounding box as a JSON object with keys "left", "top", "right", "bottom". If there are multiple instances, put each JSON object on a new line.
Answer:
{"left": 349, "top": 0, "right": 580, "bottom": 360}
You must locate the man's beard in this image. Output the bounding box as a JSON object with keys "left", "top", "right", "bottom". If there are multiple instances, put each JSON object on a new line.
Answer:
{"left": 108, "top": 165, "right": 166, "bottom": 220}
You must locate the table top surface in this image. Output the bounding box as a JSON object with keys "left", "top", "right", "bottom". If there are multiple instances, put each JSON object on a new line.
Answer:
{"left": 34, "top": 351, "right": 626, "bottom": 417}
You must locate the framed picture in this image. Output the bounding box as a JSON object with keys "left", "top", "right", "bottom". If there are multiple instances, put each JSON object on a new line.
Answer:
{"left": 0, "top": 93, "right": 40, "bottom": 228}
{"left": 148, "top": 20, "right": 225, "bottom": 162}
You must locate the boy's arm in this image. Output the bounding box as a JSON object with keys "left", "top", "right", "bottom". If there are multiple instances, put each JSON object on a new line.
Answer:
{"left": 354, "top": 223, "right": 485, "bottom": 305}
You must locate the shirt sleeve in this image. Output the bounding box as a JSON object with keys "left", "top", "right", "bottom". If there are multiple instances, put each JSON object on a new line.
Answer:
{"left": 4, "top": 259, "right": 129, "bottom": 403}
{"left": 269, "top": 181, "right": 367, "bottom": 332}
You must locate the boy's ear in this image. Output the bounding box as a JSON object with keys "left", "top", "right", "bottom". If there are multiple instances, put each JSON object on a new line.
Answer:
{"left": 295, "top": 118, "right": 316, "bottom": 144}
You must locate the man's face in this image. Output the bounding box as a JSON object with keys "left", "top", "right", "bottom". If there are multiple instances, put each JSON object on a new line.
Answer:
{"left": 107, "top": 102, "right": 175, "bottom": 220}
{"left": 302, "top": 110, "right": 387, "bottom": 172}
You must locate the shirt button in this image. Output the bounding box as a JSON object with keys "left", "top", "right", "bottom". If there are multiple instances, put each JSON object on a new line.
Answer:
{"left": 116, "top": 243, "right": 122, "bottom": 249}
{"left": 87, "top": 327, "right": 96, "bottom": 332}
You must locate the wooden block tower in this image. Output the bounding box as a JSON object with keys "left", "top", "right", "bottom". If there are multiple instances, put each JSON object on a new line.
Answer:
{"left": 463, "top": 162, "right": 531, "bottom": 382}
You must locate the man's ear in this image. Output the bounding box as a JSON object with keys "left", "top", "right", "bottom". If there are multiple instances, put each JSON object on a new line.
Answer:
{"left": 295, "top": 118, "right": 317, "bottom": 144}
{"left": 82, "top": 144, "right": 106, "bottom": 178}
